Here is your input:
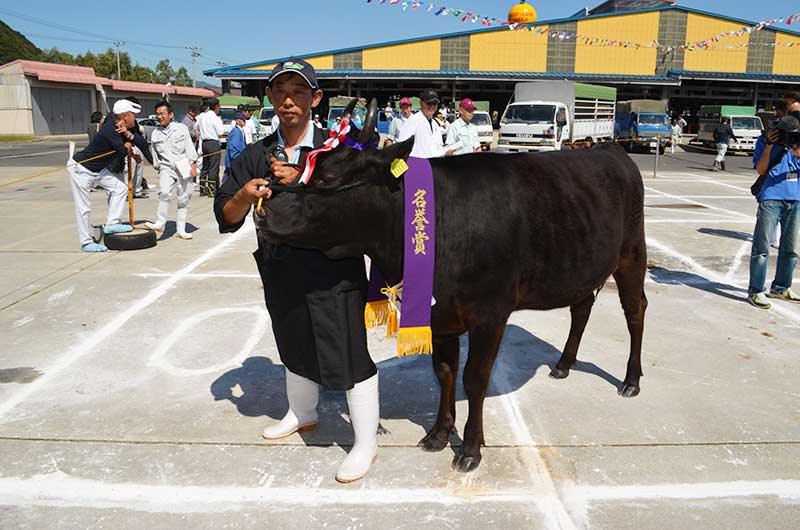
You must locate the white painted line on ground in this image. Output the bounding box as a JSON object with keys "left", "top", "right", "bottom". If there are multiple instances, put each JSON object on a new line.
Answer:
{"left": 0, "top": 149, "right": 67, "bottom": 160}
{"left": 0, "top": 471, "right": 532, "bottom": 513}
{"left": 647, "top": 236, "right": 800, "bottom": 325}
{"left": 645, "top": 219, "right": 753, "bottom": 224}
{"left": 0, "top": 226, "right": 254, "bottom": 422}
{"left": 644, "top": 186, "right": 753, "bottom": 220}
{"left": 573, "top": 479, "right": 800, "bottom": 502}
{"left": 135, "top": 272, "right": 261, "bottom": 279}
{"left": 492, "top": 361, "right": 580, "bottom": 530}
{"left": 684, "top": 173, "right": 754, "bottom": 193}
{"left": 725, "top": 241, "right": 751, "bottom": 282}
{"left": 644, "top": 195, "right": 753, "bottom": 199}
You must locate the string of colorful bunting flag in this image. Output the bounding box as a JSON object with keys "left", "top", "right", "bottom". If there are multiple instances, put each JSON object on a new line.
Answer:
{"left": 365, "top": 1, "right": 800, "bottom": 52}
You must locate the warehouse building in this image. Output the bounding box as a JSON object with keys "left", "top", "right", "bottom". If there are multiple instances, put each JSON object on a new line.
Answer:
{"left": 204, "top": 1, "right": 800, "bottom": 131}
{"left": 0, "top": 60, "right": 215, "bottom": 136}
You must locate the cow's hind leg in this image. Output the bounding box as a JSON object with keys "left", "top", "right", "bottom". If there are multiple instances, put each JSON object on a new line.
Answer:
{"left": 452, "top": 320, "right": 507, "bottom": 473}
{"left": 613, "top": 241, "right": 648, "bottom": 398}
{"left": 549, "top": 293, "right": 596, "bottom": 380}
{"left": 418, "top": 334, "right": 460, "bottom": 452}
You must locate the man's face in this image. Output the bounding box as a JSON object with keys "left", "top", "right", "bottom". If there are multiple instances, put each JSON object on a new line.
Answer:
{"left": 459, "top": 107, "right": 474, "bottom": 123}
{"left": 155, "top": 106, "right": 173, "bottom": 127}
{"left": 117, "top": 111, "right": 135, "bottom": 129}
{"left": 213, "top": 104, "right": 221, "bottom": 115}
{"left": 235, "top": 118, "right": 245, "bottom": 128}
{"left": 243, "top": 109, "right": 251, "bottom": 118}
{"left": 400, "top": 104, "right": 412, "bottom": 118}
{"left": 421, "top": 100, "right": 438, "bottom": 119}
{"left": 188, "top": 109, "right": 196, "bottom": 118}
{"left": 266, "top": 73, "right": 322, "bottom": 129}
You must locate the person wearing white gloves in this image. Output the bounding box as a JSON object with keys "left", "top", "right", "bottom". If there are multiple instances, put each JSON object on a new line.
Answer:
{"left": 144, "top": 100, "right": 199, "bottom": 240}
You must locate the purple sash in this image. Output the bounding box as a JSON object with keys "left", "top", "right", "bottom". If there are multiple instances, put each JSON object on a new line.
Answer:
{"left": 365, "top": 157, "right": 435, "bottom": 356}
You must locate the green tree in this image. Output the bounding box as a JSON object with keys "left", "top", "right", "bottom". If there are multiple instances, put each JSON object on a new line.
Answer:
{"left": 174, "top": 66, "right": 192, "bottom": 87}
{"left": 154, "top": 59, "right": 175, "bottom": 85}
{"left": 0, "top": 20, "right": 41, "bottom": 64}
{"left": 129, "top": 64, "right": 156, "bottom": 84}
{"left": 92, "top": 48, "right": 132, "bottom": 79}
{"left": 39, "top": 47, "right": 75, "bottom": 65}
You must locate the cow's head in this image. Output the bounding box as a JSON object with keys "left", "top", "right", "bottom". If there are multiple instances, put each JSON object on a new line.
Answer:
{"left": 258, "top": 98, "right": 414, "bottom": 258}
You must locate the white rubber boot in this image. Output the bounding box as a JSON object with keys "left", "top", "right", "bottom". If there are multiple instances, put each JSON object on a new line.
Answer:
{"left": 261, "top": 370, "right": 319, "bottom": 440}
{"left": 176, "top": 207, "right": 192, "bottom": 239}
{"left": 336, "top": 373, "right": 379, "bottom": 483}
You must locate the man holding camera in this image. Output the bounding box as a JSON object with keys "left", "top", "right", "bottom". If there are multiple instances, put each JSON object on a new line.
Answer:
{"left": 747, "top": 109, "right": 800, "bottom": 309}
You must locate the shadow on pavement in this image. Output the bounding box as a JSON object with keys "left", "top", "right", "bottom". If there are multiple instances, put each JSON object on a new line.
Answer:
{"left": 648, "top": 265, "right": 747, "bottom": 303}
{"left": 210, "top": 324, "right": 625, "bottom": 449}
{"left": 698, "top": 227, "right": 752, "bottom": 242}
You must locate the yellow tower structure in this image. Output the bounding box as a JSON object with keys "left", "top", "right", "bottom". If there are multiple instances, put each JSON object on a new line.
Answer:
{"left": 508, "top": 1, "right": 538, "bottom": 24}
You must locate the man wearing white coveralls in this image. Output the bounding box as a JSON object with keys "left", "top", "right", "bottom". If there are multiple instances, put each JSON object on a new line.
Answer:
{"left": 145, "top": 100, "right": 199, "bottom": 240}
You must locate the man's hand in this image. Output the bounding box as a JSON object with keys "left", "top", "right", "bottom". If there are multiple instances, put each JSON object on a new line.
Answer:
{"left": 765, "top": 128, "right": 780, "bottom": 145}
{"left": 132, "top": 153, "right": 142, "bottom": 164}
{"left": 189, "top": 163, "right": 197, "bottom": 178}
{"left": 270, "top": 157, "right": 301, "bottom": 184}
{"left": 116, "top": 122, "right": 134, "bottom": 140}
{"left": 444, "top": 149, "right": 456, "bottom": 157}
{"left": 235, "top": 178, "right": 272, "bottom": 205}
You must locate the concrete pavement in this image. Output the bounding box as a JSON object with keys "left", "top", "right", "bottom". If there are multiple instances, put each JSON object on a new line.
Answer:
{"left": 0, "top": 146, "right": 798, "bottom": 529}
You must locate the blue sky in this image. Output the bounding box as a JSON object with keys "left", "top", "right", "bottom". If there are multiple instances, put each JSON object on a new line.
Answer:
{"left": 2, "top": 1, "right": 797, "bottom": 83}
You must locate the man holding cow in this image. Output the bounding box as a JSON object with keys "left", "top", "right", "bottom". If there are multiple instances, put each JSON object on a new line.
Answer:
{"left": 213, "top": 59, "right": 380, "bottom": 484}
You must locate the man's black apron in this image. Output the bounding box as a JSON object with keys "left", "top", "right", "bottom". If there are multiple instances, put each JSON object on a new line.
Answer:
{"left": 215, "top": 127, "right": 375, "bottom": 391}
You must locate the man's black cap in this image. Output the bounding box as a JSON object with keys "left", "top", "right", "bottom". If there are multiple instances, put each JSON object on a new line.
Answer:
{"left": 420, "top": 89, "right": 440, "bottom": 104}
{"left": 268, "top": 58, "right": 318, "bottom": 89}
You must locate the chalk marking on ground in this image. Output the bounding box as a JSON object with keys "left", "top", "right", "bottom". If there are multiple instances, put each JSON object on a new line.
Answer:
{"left": 135, "top": 272, "right": 261, "bottom": 280}
{"left": 725, "top": 241, "right": 752, "bottom": 283}
{"left": 644, "top": 186, "right": 753, "bottom": 220}
{"left": 644, "top": 219, "right": 753, "bottom": 224}
{"left": 0, "top": 225, "right": 253, "bottom": 422}
{"left": 0, "top": 149, "right": 67, "bottom": 161}
{"left": 644, "top": 195, "right": 753, "bottom": 199}
{"left": 147, "top": 306, "right": 268, "bottom": 377}
{"left": 647, "top": 236, "right": 800, "bottom": 325}
{"left": 572, "top": 479, "right": 800, "bottom": 502}
{"left": 684, "top": 173, "right": 754, "bottom": 193}
{"left": 491, "top": 360, "right": 581, "bottom": 530}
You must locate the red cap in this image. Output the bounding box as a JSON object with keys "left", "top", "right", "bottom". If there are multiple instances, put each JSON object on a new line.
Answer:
{"left": 399, "top": 97, "right": 413, "bottom": 107}
{"left": 459, "top": 98, "right": 477, "bottom": 111}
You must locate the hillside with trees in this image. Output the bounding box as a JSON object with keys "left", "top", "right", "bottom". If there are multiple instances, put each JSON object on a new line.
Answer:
{"left": 1, "top": 19, "right": 194, "bottom": 86}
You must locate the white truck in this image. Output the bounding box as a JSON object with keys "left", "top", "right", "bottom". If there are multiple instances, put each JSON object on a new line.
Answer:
{"left": 497, "top": 81, "right": 617, "bottom": 153}
{"left": 697, "top": 105, "right": 764, "bottom": 153}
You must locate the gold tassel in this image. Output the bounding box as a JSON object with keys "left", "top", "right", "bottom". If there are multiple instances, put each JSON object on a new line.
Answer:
{"left": 364, "top": 300, "right": 391, "bottom": 328}
{"left": 386, "top": 308, "right": 399, "bottom": 338}
{"left": 396, "top": 326, "right": 433, "bottom": 357}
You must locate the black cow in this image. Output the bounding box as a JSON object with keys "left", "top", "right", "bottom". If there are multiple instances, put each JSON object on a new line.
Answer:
{"left": 259, "top": 99, "right": 648, "bottom": 473}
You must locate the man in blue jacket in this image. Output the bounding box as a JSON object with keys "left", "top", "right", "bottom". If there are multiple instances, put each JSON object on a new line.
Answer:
{"left": 68, "top": 99, "right": 153, "bottom": 252}
{"left": 223, "top": 112, "right": 247, "bottom": 183}
{"left": 747, "top": 114, "right": 800, "bottom": 309}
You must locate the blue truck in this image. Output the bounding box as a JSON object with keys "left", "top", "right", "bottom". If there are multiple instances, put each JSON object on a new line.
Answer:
{"left": 615, "top": 100, "right": 672, "bottom": 154}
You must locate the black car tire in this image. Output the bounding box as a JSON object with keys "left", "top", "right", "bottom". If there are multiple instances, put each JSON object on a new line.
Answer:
{"left": 104, "top": 228, "right": 158, "bottom": 251}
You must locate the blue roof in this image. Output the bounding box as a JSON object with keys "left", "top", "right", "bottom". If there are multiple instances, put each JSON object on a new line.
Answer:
{"left": 668, "top": 70, "right": 800, "bottom": 83}
{"left": 204, "top": 5, "right": 800, "bottom": 76}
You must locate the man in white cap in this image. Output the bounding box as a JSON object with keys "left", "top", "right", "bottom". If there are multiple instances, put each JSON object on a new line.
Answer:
{"left": 68, "top": 99, "right": 152, "bottom": 252}
{"left": 397, "top": 89, "right": 454, "bottom": 158}
{"left": 144, "top": 100, "right": 199, "bottom": 240}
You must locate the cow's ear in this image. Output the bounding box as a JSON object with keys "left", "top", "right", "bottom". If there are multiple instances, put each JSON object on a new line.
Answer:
{"left": 380, "top": 137, "right": 414, "bottom": 163}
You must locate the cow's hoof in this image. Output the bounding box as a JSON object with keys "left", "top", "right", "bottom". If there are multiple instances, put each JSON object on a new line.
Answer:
{"left": 618, "top": 383, "right": 640, "bottom": 397}
{"left": 418, "top": 432, "right": 449, "bottom": 452}
{"left": 451, "top": 453, "right": 481, "bottom": 473}
{"left": 549, "top": 367, "right": 570, "bottom": 379}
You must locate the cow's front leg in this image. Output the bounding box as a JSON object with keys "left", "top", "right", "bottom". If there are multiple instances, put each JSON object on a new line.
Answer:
{"left": 550, "top": 293, "right": 595, "bottom": 379}
{"left": 419, "top": 334, "right": 460, "bottom": 452}
{"left": 453, "top": 321, "right": 506, "bottom": 473}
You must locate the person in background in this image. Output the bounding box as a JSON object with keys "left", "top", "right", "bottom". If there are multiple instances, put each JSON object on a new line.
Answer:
{"left": 87, "top": 111, "right": 105, "bottom": 142}
{"left": 198, "top": 97, "right": 224, "bottom": 197}
{"left": 670, "top": 119, "right": 682, "bottom": 154}
{"left": 444, "top": 98, "right": 481, "bottom": 156}
{"left": 746, "top": 113, "right": 800, "bottom": 309}
{"left": 712, "top": 117, "right": 738, "bottom": 172}
{"left": 181, "top": 105, "right": 200, "bottom": 147}
{"left": 313, "top": 113, "right": 323, "bottom": 129}
{"left": 397, "top": 89, "right": 454, "bottom": 158}
{"left": 145, "top": 100, "right": 198, "bottom": 240}
{"left": 224, "top": 112, "right": 247, "bottom": 183}
{"left": 68, "top": 99, "right": 152, "bottom": 252}
{"left": 237, "top": 104, "right": 257, "bottom": 144}
{"left": 384, "top": 97, "right": 412, "bottom": 147}
{"left": 246, "top": 106, "right": 261, "bottom": 143}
